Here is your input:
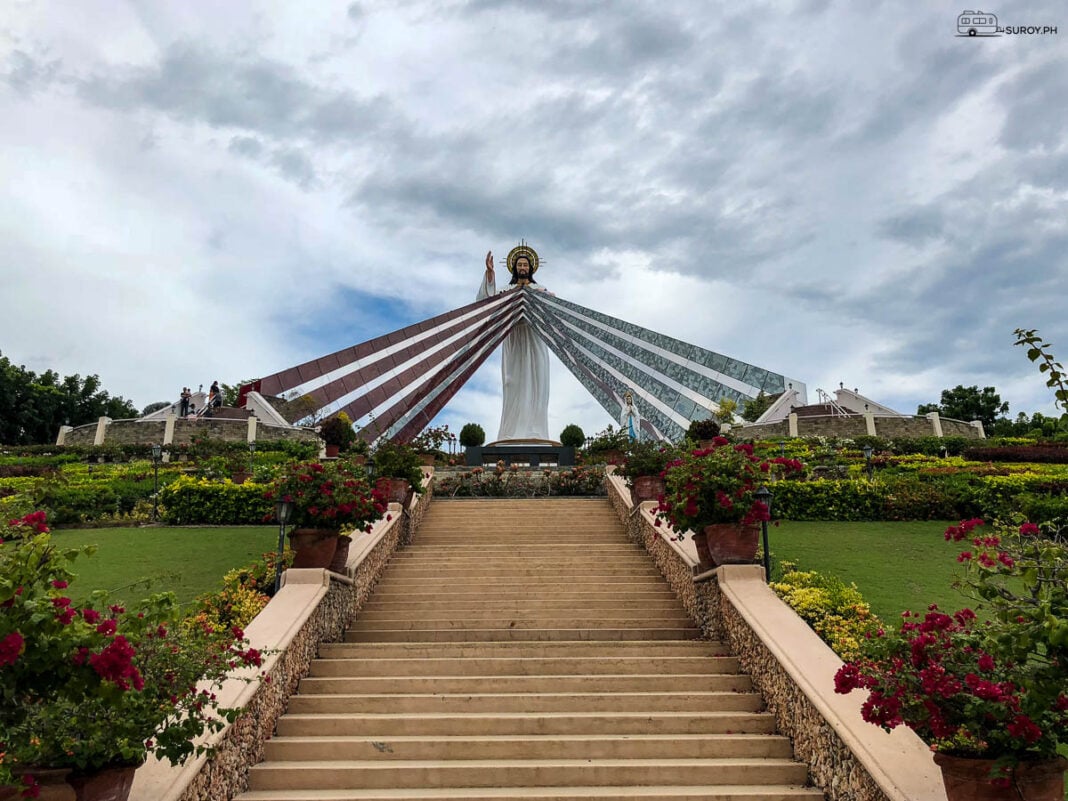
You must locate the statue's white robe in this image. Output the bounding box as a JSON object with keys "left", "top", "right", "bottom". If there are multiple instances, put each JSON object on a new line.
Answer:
{"left": 477, "top": 274, "right": 550, "bottom": 442}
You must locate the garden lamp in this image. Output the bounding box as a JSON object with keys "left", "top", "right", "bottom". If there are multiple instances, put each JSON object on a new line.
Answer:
{"left": 862, "top": 445, "right": 873, "bottom": 479}
{"left": 274, "top": 499, "right": 295, "bottom": 595}
{"left": 755, "top": 485, "right": 772, "bottom": 583}
{"left": 779, "top": 440, "right": 786, "bottom": 457}
{"left": 366, "top": 457, "right": 376, "bottom": 482}
{"left": 151, "top": 444, "right": 162, "bottom": 521}
{"left": 249, "top": 441, "right": 256, "bottom": 474}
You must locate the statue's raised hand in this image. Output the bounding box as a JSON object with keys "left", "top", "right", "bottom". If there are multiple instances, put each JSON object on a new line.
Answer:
{"left": 485, "top": 250, "right": 494, "bottom": 276}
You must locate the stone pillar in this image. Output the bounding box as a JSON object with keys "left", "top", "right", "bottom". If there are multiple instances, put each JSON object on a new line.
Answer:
{"left": 93, "top": 416, "right": 111, "bottom": 446}
{"left": 247, "top": 416, "right": 258, "bottom": 443}
{"left": 864, "top": 412, "right": 876, "bottom": 436}
{"left": 56, "top": 425, "right": 73, "bottom": 446}
{"left": 161, "top": 414, "right": 177, "bottom": 463}
{"left": 926, "top": 412, "right": 944, "bottom": 438}
{"left": 788, "top": 413, "right": 798, "bottom": 438}
{"left": 970, "top": 420, "right": 986, "bottom": 439}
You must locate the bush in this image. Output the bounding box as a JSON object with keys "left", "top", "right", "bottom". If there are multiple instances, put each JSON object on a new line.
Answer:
{"left": 962, "top": 444, "right": 1068, "bottom": 463}
{"left": 318, "top": 413, "right": 357, "bottom": 450}
{"left": 159, "top": 476, "right": 272, "bottom": 525}
{"left": 459, "top": 423, "right": 486, "bottom": 448}
{"left": 686, "top": 418, "right": 722, "bottom": 441}
{"left": 559, "top": 424, "right": 585, "bottom": 448}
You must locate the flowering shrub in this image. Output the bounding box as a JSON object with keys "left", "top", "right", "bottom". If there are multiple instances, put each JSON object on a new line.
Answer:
{"left": 266, "top": 460, "right": 386, "bottom": 531}
{"left": 770, "top": 567, "right": 882, "bottom": 661}
{"left": 616, "top": 440, "right": 677, "bottom": 483}
{"left": 657, "top": 439, "right": 774, "bottom": 531}
{"left": 0, "top": 512, "right": 266, "bottom": 789}
{"left": 834, "top": 517, "right": 1068, "bottom": 773}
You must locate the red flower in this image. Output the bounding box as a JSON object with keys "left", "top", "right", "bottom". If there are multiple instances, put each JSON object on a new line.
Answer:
{"left": 96, "top": 619, "right": 118, "bottom": 636}
{"left": 1019, "top": 522, "right": 1040, "bottom": 536}
{"left": 51, "top": 597, "right": 72, "bottom": 608}
{"left": 51, "top": 580, "right": 69, "bottom": 589}
{"left": 88, "top": 635, "right": 144, "bottom": 691}
{"left": 1006, "top": 714, "right": 1042, "bottom": 744}
{"left": 0, "top": 631, "right": 25, "bottom": 665}
{"left": 82, "top": 608, "right": 101, "bottom": 624}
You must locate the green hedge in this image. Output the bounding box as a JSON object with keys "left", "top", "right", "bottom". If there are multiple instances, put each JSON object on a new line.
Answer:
{"left": 771, "top": 476, "right": 967, "bottom": 521}
{"left": 159, "top": 477, "right": 272, "bottom": 525}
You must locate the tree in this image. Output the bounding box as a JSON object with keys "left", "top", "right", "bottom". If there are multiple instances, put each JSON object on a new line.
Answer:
{"left": 142, "top": 401, "right": 171, "bottom": 416}
{"left": 0, "top": 351, "right": 138, "bottom": 444}
{"left": 741, "top": 391, "right": 776, "bottom": 422}
{"left": 714, "top": 398, "right": 738, "bottom": 424}
{"left": 917, "top": 385, "right": 1009, "bottom": 431}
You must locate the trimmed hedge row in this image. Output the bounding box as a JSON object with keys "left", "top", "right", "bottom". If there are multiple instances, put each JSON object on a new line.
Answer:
{"left": 159, "top": 477, "right": 272, "bottom": 525}
{"left": 962, "top": 444, "right": 1068, "bottom": 464}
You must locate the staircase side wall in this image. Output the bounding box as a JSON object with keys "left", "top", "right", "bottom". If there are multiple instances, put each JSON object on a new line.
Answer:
{"left": 606, "top": 475, "right": 944, "bottom": 801}
{"left": 129, "top": 476, "right": 435, "bottom": 801}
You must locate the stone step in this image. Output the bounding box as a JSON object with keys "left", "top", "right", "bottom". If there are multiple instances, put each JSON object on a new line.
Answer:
{"left": 319, "top": 641, "right": 729, "bottom": 659}
{"left": 348, "top": 616, "right": 694, "bottom": 629}
{"left": 263, "top": 733, "right": 791, "bottom": 762}
{"left": 360, "top": 599, "right": 686, "bottom": 612}
{"left": 379, "top": 567, "right": 662, "bottom": 578}
{"left": 298, "top": 674, "right": 752, "bottom": 695}
{"left": 247, "top": 758, "right": 809, "bottom": 791}
{"left": 275, "top": 711, "right": 779, "bottom": 737}
{"left": 370, "top": 577, "right": 673, "bottom": 590}
{"left": 364, "top": 590, "right": 679, "bottom": 603}
{"left": 344, "top": 628, "right": 701, "bottom": 643}
{"left": 285, "top": 691, "right": 764, "bottom": 715}
{"left": 237, "top": 786, "right": 823, "bottom": 800}
{"left": 309, "top": 656, "right": 741, "bottom": 678}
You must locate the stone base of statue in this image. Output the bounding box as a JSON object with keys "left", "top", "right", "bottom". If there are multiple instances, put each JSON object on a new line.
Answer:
{"left": 466, "top": 441, "right": 574, "bottom": 467}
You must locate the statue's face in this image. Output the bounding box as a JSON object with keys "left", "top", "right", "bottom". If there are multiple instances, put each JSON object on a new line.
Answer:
{"left": 516, "top": 257, "right": 531, "bottom": 277}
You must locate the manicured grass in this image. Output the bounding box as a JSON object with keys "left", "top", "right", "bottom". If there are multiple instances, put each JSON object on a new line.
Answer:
{"left": 50, "top": 526, "right": 279, "bottom": 607}
{"left": 770, "top": 520, "right": 971, "bottom": 621}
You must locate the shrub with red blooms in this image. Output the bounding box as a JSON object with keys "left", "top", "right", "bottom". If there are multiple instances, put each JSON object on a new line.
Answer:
{"left": 0, "top": 512, "right": 268, "bottom": 791}
{"left": 835, "top": 516, "right": 1068, "bottom": 778}
{"left": 264, "top": 460, "right": 386, "bottom": 532}
{"left": 656, "top": 438, "right": 774, "bottom": 532}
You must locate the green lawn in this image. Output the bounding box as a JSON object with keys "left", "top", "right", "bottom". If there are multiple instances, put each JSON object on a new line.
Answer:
{"left": 769, "top": 520, "right": 972, "bottom": 621}
{"left": 50, "top": 526, "right": 279, "bottom": 607}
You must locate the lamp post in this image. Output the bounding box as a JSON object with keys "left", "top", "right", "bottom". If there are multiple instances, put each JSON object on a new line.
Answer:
{"left": 862, "top": 445, "right": 873, "bottom": 479}
{"left": 755, "top": 485, "right": 772, "bottom": 583}
{"left": 248, "top": 441, "right": 256, "bottom": 475}
{"left": 778, "top": 440, "right": 786, "bottom": 458}
{"left": 366, "top": 457, "right": 376, "bottom": 482}
{"left": 151, "top": 444, "right": 162, "bottom": 522}
{"left": 274, "top": 499, "right": 295, "bottom": 595}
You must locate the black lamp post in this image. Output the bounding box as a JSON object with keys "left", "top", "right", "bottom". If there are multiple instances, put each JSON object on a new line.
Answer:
{"left": 366, "top": 457, "right": 376, "bottom": 482}
{"left": 755, "top": 485, "right": 772, "bottom": 583}
{"left": 274, "top": 499, "right": 295, "bottom": 595}
{"left": 779, "top": 440, "right": 786, "bottom": 457}
{"left": 151, "top": 444, "right": 162, "bottom": 521}
{"left": 249, "top": 441, "right": 256, "bottom": 475}
{"left": 862, "top": 445, "right": 873, "bottom": 479}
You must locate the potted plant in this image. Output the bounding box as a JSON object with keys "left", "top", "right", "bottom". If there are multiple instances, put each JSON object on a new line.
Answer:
{"left": 617, "top": 439, "right": 676, "bottom": 505}
{"left": 559, "top": 424, "right": 585, "bottom": 448}
{"left": 265, "top": 461, "right": 386, "bottom": 571}
{"left": 685, "top": 416, "right": 722, "bottom": 447}
{"left": 656, "top": 438, "right": 771, "bottom": 571}
{"left": 370, "top": 440, "right": 425, "bottom": 505}
{"left": 584, "top": 425, "right": 630, "bottom": 465}
{"left": 318, "top": 413, "right": 356, "bottom": 459}
{"left": 410, "top": 424, "right": 452, "bottom": 466}
{"left": 459, "top": 423, "right": 486, "bottom": 448}
{"left": 0, "top": 512, "right": 266, "bottom": 801}
{"left": 834, "top": 517, "right": 1068, "bottom": 799}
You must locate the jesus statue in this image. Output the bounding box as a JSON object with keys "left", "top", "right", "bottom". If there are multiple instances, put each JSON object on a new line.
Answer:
{"left": 477, "top": 243, "right": 552, "bottom": 443}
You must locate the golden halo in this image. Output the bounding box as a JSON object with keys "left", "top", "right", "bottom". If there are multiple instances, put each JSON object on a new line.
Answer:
{"left": 506, "top": 242, "right": 539, "bottom": 275}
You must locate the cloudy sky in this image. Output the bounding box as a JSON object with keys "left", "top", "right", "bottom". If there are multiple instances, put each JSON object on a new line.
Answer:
{"left": 3, "top": 0, "right": 1066, "bottom": 439}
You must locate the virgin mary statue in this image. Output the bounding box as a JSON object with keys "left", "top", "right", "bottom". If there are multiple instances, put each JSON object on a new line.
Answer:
{"left": 477, "top": 243, "right": 551, "bottom": 442}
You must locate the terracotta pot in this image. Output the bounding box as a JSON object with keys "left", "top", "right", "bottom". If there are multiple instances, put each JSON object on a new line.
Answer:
{"left": 693, "top": 523, "right": 760, "bottom": 571}
{"left": 328, "top": 534, "right": 353, "bottom": 574}
{"left": 287, "top": 528, "right": 339, "bottom": 569}
{"left": 376, "top": 477, "right": 412, "bottom": 506}
{"left": 324, "top": 444, "right": 340, "bottom": 458}
{"left": 0, "top": 770, "right": 74, "bottom": 801}
{"left": 629, "top": 475, "right": 665, "bottom": 505}
{"left": 934, "top": 753, "right": 1067, "bottom": 801}
{"left": 69, "top": 765, "right": 138, "bottom": 801}
{"left": 230, "top": 470, "right": 249, "bottom": 485}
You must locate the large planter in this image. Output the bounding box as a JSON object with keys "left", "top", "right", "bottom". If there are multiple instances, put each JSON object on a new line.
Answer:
{"left": 324, "top": 444, "right": 341, "bottom": 458}
{"left": 287, "top": 528, "right": 339, "bottom": 569}
{"left": 629, "top": 475, "right": 665, "bottom": 505}
{"left": 69, "top": 765, "right": 138, "bottom": 801}
{"left": 0, "top": 770, "right": 73, "bottom": 801}
{"left": 327, "top": 534, "right": 353, "bottom": 574}
{"left": 376, "top": 477, "right": 412, "bottom": 506}
{"left": 693, "top": 523, "right": 760, "bottom": 572}
{"left": 934, "top": 753, "right": 1067, "bottom": 801}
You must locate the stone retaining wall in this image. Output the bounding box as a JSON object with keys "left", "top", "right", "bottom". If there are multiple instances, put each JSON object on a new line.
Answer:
{"left": 62, "top": 418, "right": 317, "bottom": 447}
{"left": 742, "top": 413, "right": 983, "bottom": 441}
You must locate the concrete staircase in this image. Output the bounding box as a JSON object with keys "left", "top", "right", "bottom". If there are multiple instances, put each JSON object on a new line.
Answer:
{"left": 237, "top": 498, "right": 821, "bottom": 800}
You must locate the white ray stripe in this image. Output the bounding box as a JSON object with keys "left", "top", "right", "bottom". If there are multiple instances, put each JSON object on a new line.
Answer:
{"left": 354, "top": 307, "right": 525, "bottom": 440}
{"left": 283, "top": 291, "right": 519, "bottom": 399}
{"left": 533, "top": 294, "right": 764, "bottom": 397}
{"left": 525, "top": 305, "right": 688, "bottom": 431}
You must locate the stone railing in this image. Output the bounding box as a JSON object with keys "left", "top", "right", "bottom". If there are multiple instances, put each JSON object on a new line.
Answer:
{"left": 128, "top": 470, "right": 435, "bottom": 801}
{"left": 605, "top": 471, "right": 947, "bottom": 801}
{"left": 739, "top": 411, "right": 984, "bottom": 441}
